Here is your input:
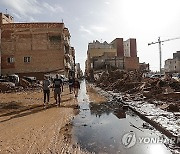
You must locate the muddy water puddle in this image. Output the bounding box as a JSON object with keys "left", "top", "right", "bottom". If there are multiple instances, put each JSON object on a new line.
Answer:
{"left": 72, "top": 81, "right": 172, "bottom": 154}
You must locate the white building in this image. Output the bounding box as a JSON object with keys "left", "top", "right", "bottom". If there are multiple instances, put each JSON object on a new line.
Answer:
{"left": 123, "top": 39, "right": 131, "bottom": 57}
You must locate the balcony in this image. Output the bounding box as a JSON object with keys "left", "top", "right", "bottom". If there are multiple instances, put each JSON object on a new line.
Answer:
{"left": 65, "top": 62, "right": 71, "bottom": 69}
{"left": 64, "top": 53, "right": 71, "bottom": 62}
{"left": 64, "top": 37, "right": 70, "bottom": 46}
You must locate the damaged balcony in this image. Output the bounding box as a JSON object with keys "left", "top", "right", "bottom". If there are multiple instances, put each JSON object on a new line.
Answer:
{"left": 64, "top": 37, "right": 70, "bottom": 46}
{"left": 64, "top": 62, "right": 71, "bottom": 69}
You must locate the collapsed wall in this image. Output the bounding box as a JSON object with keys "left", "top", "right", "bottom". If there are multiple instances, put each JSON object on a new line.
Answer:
{"left": 95, "top": 69, "right": 180, "bottom": 111}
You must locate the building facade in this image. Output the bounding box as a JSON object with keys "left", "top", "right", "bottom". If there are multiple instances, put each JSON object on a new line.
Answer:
{"left": 86, "top": 38, "right": 139, "bottom": 76}
{"left": 123, "top": 38, "right": 137, "bottom": 57}
{"left": 0, "top": 12, "right": 75, "bottom": 79}
{"left": 164, "top": 51, "right": 180, "bottom": 73}
{"left": 0, "top": 28, "right": 1, "bottom": 76}
{"left": 75, "top": 63, "right": 83, "bottom": 78}
{"left": 86, "top": 40, "right": 117, "bottom": 74}
{"left": 111, "top": 38, "right": 124, "bottom": 57}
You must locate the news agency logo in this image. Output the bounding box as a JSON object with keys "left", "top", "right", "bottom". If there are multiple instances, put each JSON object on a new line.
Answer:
{"left": 122, "top": 132, "right": 136, "bottom": 148}
{"left": 122, "top": 132, "right": 180, "bottom": 148}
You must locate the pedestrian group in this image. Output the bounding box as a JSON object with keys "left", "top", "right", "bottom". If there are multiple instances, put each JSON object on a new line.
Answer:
{"left": 42, "top": 74, "right": 80, "bottom": 108}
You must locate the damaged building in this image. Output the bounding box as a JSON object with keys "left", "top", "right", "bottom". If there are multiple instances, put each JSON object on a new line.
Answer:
{"left": 0, "top": 28, "right": 1, "bottom": 76}
{"left": 85, "top": 38, "right": 139, "bottom": 76}
{"left": 0, "top": 12, "right": 75, "bottom": 79}
{"left": 164, "top": 51, "right": 180, "bottom": 73}
{"left": 75, "top": 63, "right": 83, "bottom": 79}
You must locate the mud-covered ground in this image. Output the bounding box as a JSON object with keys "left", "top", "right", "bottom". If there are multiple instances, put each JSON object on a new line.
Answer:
{"left": 1, "top": 81, "right": 178, "bottom": 154}
{"left": 89, "top": 84, "right": 180, "bottom": 154}
{"left": 0, "top": 85, "right": 85, "bottom": 154}
{"left": 0, "top": 83, "right": 108, "bottom": 154}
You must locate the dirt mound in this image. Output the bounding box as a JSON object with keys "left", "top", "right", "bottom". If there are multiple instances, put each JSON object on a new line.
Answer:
{"left": 95, "top": 70, "right": 180, "bottom": 105}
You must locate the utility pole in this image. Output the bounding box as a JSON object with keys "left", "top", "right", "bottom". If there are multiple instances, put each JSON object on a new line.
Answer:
{"left": 158, "top": 37, "right": 162, "bottom": 74}
{"left": 148, "top": 36, "right": 180, "bottom": 74}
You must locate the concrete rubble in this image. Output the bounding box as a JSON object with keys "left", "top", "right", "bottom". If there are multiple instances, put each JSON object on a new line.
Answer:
{"left": 0, "top": 77, "right": 41, "bottom": 92}
{"left": 95, "top": 69, "right": 180, "bottom": 112}
{"left": 94, "top": 69, "right": 180, "bottom": 151}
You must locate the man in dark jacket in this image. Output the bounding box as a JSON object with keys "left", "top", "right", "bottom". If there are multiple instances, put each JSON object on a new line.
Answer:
{"left": 68, "top": 76, "right": 74, "bottom": 94}
{"left": 42, "top": 76, "right": 51, "bottom": 107}
{"left": 53, "top": 74, "right": 63, "bottom": 106}
{"left": 73, "top": 78, "right": 80, "bottom": 97}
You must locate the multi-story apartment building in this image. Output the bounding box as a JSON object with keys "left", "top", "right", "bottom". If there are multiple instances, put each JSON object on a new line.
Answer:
{"left": 111, "top": 38, "right": 124, "bottom": 57}
{"left": 111, "top": 38, "right": 137, "bottom": 57}
{"left": 75, "top": 63, "right": 83, "bottom": 78}
{"left": 85, "top": 38, "right": 139, "bottom": 76}
{"left": 0, "top": 28, "right": 1, "bottom": 76}
{"left": 0, "top": 12, "right": 75, "bottom": 79}
{"left": 123, "top": 39, "right": 137, "bottom": 57}
{"left": 164, "top": 51, "right": 180, "bottom": 73}
{"left": 86, "top": 40, "right": 117, "bottom": 73}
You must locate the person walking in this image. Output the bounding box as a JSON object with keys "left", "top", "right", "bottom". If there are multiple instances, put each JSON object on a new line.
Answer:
{"left": 73, "top": 78, "right": 80, "bottom": 97}
{"left": 42, "top": 76, "right": 51, "bottom": 108}
{"left": 60, "top": 75, "right": 64, "bottom": 92}
{"left": 53, "top": 74, "right": 63, "bottom": 107}
{"left": 68, "top": 76, "right": 74, "bottom": 94}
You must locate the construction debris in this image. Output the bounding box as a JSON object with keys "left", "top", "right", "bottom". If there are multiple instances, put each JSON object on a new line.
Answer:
{"left": 95, "top": 69, "right": 180, "bottom": 112}
{"left": 0, "top": 82, "right": 16, "bottom": 92}
{"left": 19, "top": 78, "right": 31, "bottom": 88}
{"left": 0, "top": 77, "right": 41, "bottom": 92}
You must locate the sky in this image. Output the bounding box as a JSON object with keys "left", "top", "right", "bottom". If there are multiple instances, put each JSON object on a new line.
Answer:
{"left": 0, "top": 0, "right": 180, "bottom": 72}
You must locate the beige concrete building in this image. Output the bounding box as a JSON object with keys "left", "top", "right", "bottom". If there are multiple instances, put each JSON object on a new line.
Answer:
{"left": 0, "top": 12, "right": 75, "bottom": 79}
{"left": 86, "top": 38, "right": 139, "bottom": 76}
{"left": 93, "top": 54, "right": 139, "bottom": 71}
{"left": 0, "top": 28, "right": 1, "bottom": 76}
{"left": 164, "top": 51, "right": 180, "bottom": 73}
{"left": 86, "top": 40, "right": 117, "bottom": 75}
{"left": 75, "top": 63, "right": 83, "bottom": 78}
{"left": 0, "top": 13, "right": 14, "bottom": 26}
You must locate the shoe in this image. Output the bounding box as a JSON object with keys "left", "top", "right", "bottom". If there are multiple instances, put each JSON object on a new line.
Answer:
{"left": 43, "top": 104, "right": 46, "bottom": 109}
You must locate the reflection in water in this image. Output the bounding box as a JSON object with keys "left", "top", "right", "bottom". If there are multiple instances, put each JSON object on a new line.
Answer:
{"left": 114, "top": 110, "right": 126, "bottom": 119}
{"left": 89, "top": 101, "right": 126, "bottom": 119}
{"left": 72, "top": 80, "right": 172, "bottom": 154}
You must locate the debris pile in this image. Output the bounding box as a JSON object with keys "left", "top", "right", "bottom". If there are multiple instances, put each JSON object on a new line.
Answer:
{"left": 95, "top": 69, "right": 180, "bottom": 112}
{"left": 96, "top": 70, "right": 143, "bottom": 92}
{"left": 0, "top": 77, "right": 41, "bottom": 92}
{"left": 19, "top": 78, "right": 31, "bottom": 88}
{"left": 0, "top": 82, "right": 16, "bottom": 92}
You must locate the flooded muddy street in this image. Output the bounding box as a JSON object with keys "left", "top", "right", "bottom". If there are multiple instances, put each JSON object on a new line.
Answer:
{"left": 72, "top": 80, "right": 172, "bottom": 154}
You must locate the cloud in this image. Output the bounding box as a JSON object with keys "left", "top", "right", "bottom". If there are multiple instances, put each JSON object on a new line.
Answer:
{"left": 12, "top": 12, "right": 21, "bottom": 20}
{"left": 42, "top": 2, "right": 64, "bottom": 13}
{"left": 90, "top": 25, "right": 107, "bottom": 33}
{"left": 2, "top": 0, "right": 42, "bottom": 15}
{"left": 105, "top": 1, "right": 110, "bottom": 5}
{"left": 0, "top": 0, "right": 42, "bottom": 21}
{"left": 80, "top": 26, "right": 94, "bottom": 35}
{"left": 0, "top": 0, "right": 64, "bottom": 22}
{"left": 79, "top": 25, "right": 107, "bottom": 36}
